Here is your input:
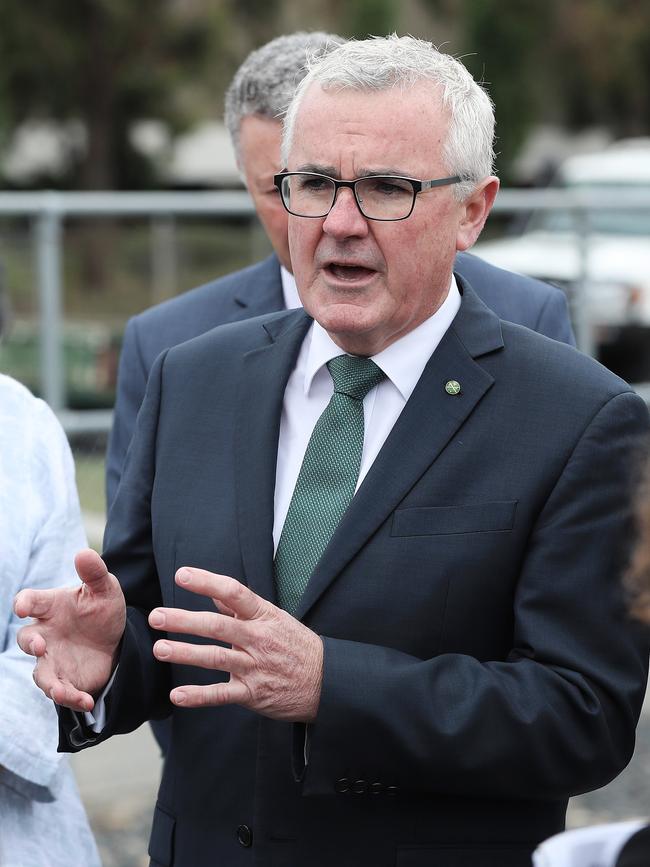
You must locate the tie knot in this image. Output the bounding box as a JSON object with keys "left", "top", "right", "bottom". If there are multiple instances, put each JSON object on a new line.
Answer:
{"left": 327, "top": 354, "right": 386, "bottom": 401}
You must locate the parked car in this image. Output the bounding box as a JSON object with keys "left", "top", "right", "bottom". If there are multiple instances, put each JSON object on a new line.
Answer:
{"left": 474, "top": 139, "right": 650, "bottom": 382}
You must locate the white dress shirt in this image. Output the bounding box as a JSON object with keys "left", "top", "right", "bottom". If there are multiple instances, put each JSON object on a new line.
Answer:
{"left": 532, "top": 819, "right": 647, "bottom": 867}
{"left": 273, "top": 277, "right": 460, "bottom": 549}
{"left": 281, "top": 266, "right": 302, "bottom": 310}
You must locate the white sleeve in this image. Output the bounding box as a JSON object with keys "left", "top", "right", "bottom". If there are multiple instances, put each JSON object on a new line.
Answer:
{"left": 532, "top": 820, "right": 647, "bottom": 867}
{"left": 0, "top": 392, "right": 87, "bottom": 800}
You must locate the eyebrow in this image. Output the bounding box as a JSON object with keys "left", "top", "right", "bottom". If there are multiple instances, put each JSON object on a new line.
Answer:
{"left": 295, "top": 163, "right": 413, "bottom": 179}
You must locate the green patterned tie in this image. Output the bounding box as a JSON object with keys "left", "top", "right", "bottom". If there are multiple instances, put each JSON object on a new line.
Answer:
{"left": 274, "top": 354, "right": 386, "bottom": 615}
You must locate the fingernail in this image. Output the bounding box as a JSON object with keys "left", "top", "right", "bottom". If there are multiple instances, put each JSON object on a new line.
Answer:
{"left": 149, "top": 610, "right": 165, "bottom": 627}
{"left": 155, "top": 640, "right": 171, "bottom": 658}
{"left": 173, "top": 690, "right": 186, "bottom": 704}
{"left": 176, "top": 569, "right": 190, "bottom": 585}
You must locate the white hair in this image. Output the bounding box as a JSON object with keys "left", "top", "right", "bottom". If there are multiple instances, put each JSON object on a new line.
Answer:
{"left": 281, "top": 34, "right": 496, "bottom": 200}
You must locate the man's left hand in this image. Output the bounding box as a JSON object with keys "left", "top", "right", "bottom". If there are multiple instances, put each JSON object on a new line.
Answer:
{"left": 148, "top": 568, "right": 323, "bottom": 722}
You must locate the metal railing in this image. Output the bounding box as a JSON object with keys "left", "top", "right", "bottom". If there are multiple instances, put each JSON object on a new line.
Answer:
{"left": 0, "top": 186, "right": 648, "bottom": 432}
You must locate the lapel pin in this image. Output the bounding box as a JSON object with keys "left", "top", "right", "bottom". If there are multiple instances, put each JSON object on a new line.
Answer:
{"left": 445, "top": 380, "right": 461, "bottom": 396}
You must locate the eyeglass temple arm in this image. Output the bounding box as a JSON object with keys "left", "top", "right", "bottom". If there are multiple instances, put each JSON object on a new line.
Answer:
{"left": 421, "top": 175, "right": 462, "bottom": 191}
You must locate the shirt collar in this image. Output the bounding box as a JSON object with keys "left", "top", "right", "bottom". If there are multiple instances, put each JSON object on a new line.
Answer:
{"left": 281, "top": 266, "right": 302, "bottom": 309}
{"left": 303, "top": 275, "right": 461, "bottom": 399}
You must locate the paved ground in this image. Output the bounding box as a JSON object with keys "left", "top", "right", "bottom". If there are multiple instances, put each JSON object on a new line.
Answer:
{"left": 72, "top": 697, "right": 650, "bottom": 867}
{"left": 72, "top": 725, "right": 161, "bottom": 867}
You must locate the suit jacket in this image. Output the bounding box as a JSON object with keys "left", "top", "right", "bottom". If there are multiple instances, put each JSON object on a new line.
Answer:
{"left": 67, "top": 282, "right": 648, "bottom": 867}
{"left": 105, "top": 251, "right": 575, "bottom": 506}
{"left": 617, "top": 825, "right": 650, "bottom": 866}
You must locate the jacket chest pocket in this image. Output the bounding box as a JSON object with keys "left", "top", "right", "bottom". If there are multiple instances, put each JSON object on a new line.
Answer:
{"left": 391, "top": 501, "right": 517, "bottom": 537}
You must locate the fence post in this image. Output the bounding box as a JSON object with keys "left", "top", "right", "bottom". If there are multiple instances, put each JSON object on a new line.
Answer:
{"left": 151, "top": 215, "right": 178, "bottom": 304}
{"left": 35, "top": 197, "right": 65, "bottom": 412}
{"left": 571, "top": 205, "right": 596, "bottom": 359}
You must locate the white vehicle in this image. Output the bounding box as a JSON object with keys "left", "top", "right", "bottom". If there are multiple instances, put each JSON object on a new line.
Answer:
{"left": 474, "top": 139, "right": 650, "bottom": 379}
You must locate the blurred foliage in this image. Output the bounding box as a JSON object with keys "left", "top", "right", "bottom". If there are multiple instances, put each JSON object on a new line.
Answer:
{"left": 0, "top": 0, "right": 648, "bottom": 191}
{"left": 343, "top": 0, "right": 399, "bottom": 38}
{"left": 420, "top": 0, "right": 650, "bottom": 182}
{"left": 552, "top": 0, "right": 650, "bottom": 136}
{"left": 0, "top": 0, "right": 224, "bottom": 190}
{"left": 458, "top": 0, "right": 556, "bottom": 182}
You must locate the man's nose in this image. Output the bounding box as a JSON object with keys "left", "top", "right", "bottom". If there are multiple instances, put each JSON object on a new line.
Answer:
{"left": 322, "top": 187, "right": 369, "bottom": 239}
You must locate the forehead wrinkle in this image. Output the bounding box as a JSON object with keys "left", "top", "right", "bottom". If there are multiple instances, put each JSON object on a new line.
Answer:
{"left": 292, "top": 87, "right": 450, "bottom": 179}
{"left": 294, "top": 163, "right": 415, "bottom": 180}
{"left": 295, "top": 163, "right": 339, "bottom": 176}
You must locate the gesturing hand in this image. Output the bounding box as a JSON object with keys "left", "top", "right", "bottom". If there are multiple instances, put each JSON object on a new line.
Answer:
{"left": 14, "top": 549, "right": 126, "bottom": 712}
{"left": 149, "top": 568, "right": 323, "bottom": 722}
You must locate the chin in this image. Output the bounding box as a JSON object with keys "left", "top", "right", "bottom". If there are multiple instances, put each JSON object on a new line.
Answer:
{"left": 317, "top": 311, "right": 382, "bottom": 354}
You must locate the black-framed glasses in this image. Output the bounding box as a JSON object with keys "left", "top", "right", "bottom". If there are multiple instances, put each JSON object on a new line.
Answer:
{"left": 273, "top": 171, "right": 462, "bottom": 221}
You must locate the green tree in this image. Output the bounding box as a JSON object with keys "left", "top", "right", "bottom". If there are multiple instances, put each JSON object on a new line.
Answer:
{"left": 0, "top": 0, "right": 230, "bottom": 292}
{"left": 551, "top": 0, "right": 650, "bottom": 137}
{"left": 0, "top": 0, "right": 221, "bottom": 190}
{"left": 458, "top": 0, "right": 555, "bottom": 182}
{"left": 343, "top": 0, "right": 399, "bottom": 38}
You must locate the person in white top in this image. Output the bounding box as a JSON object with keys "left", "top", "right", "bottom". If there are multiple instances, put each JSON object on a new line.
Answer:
{"left": 0, "top": 374, "right": 100, "bottom": 867}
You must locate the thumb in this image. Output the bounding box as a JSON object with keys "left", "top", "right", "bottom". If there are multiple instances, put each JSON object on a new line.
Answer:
{"left": 74, "top": 548, "right": 114, "bottom": 594}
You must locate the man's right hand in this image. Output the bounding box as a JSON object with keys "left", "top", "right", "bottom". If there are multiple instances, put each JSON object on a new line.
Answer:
{"left": 14, "top": 549, "right": 126, "bottom": 712}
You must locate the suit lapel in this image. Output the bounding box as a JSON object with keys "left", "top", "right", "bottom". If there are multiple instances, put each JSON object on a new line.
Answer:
{"left": 232, "top": 254, "right": 284, "bottom": 318}
{"left": 235, "top": 310, "right": 312, "bottom": 602}
{"left": 295, "top": 281, "right": 504, "bottom": 620}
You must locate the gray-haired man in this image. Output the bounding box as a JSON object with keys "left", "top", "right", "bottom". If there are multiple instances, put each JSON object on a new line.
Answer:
{"left": 106, "top": 32, "right": 575, "bottom": 511}
{"left": 18, "top": 35, "right": 647, "bottom": 867}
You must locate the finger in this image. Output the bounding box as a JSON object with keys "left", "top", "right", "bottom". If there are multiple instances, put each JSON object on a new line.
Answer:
{"left": 74, "top": 548, "right": 114, "bottom": 595}
{"left": 49, "top": 681, "right": 95, "bottom": 713}
{"left": 176, "top": 568, "right": 266, "bottom": 620}
{"left": 14, "top": 588, "right": 58, "bottom": 620}
{"left": 153, "top": 639, "right": 250, "bottom": 675}
{"left": 212, "top": 600, "right": 236, "bottom": 618}
{"left": 16, "top": 625, "right": 47, "bottom": 657}
{"left": 149, "top": 607, "right": 251, "bottom": 646}
{"left": 31, "top": 665, "right": 95, "bottom": 713}
{"left": 169, "top": 680, "right": 251, "bottom": 709}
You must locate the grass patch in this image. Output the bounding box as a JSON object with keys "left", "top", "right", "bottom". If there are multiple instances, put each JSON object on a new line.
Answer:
{"left": 74, "top": 451, "right": 106, "bottom": 516}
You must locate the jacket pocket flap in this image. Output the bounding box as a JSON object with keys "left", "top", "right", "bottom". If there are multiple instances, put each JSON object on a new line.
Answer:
{"left": 391, "top": 501, "right": 517, "bottom": 537}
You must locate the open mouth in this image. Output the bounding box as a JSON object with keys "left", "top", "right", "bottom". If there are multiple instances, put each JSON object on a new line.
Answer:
{"left": 326, "top": 263, "right": 376, "bottom": 281}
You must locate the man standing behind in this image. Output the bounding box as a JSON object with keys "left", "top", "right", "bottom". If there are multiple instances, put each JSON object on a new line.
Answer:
{"left": 17, "top": 36, "right": 647, "bottom": 867}
{"left": 106, "top": 31, "right": 575, "bottom": 507}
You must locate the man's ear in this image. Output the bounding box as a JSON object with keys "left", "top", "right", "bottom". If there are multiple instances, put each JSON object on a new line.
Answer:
{"left": 456, "top": 176, "right": 500, "bottom": 251}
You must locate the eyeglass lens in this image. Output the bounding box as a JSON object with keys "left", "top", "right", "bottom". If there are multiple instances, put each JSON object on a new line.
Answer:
{"left": 282, "top": 174, "right": 415, "bottom": 220}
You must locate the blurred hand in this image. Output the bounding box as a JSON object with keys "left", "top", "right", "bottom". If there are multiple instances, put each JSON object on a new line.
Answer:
{"left": 15, "top": 549, "right": 126, "bottom": 712}
{"left": 149, "top": 567, "right": 323, "bottom": 722}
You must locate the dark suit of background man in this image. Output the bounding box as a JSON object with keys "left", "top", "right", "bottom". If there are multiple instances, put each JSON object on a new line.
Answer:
{"left": 106, "top": 31, "right": 576, "bottom": 509}
{"left": 17, "top": 36, "right": 647, "bottom": 867}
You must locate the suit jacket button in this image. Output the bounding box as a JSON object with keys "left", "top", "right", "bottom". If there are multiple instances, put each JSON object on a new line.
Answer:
{"left": 334, "top": 777, "right": 350, "bottom": 793}
{"left": 237, "top": 824, "right": 253, "bottom": 847}
{"left": 386, "top": 785, "right": 399, "bottom": 796}
{"left": 352, "top": 779, "right": 367, "bottom": 794}
{"left": 370, "top": 782, "right": 383, "bottom": 795}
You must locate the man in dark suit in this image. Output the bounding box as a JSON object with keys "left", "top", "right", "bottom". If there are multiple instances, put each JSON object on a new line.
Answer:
{"left": 106, "top": 32, "right": 575, "bottom": 507}
{"left": 17, "top": 36, "right": 646, "bottom": 867}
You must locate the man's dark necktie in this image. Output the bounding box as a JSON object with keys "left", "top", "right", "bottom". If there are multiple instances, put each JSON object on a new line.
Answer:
{"left": 274, "top": 354, "right": 386, "bottom": 615}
